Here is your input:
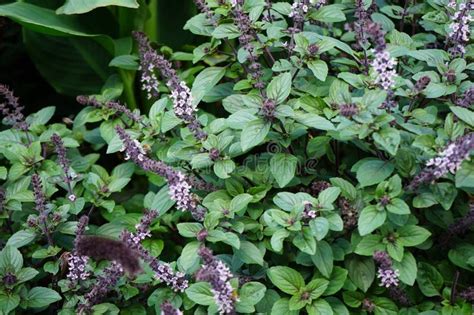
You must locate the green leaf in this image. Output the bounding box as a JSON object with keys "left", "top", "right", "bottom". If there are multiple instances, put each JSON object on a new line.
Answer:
{"left": 309, "top": 217, "right": 330, "bottom": 241}
{"left": 354, "top": 235, "right": 384, "bottom": 256}
{"left": 6, "top": 230, "right": 36, "bottom": 248}
{"left": 178, "top": 241, "right": 200, "bottom": 273}
{"left": 373, "top": 128, "right": 400, "bottom": 156}
{"left": 386, "top": 198, "right": 410, "bottom": 215}
{"left": 311, "top": 240, "right": 334, "bottom": 278}
{"left": 16, "top": 268, "right": 39, "bottom": 284}
{"left": 239, "top": 282, "right": 266, "bottom": 305}
{"left": 318, "top": 187, "right": 341, "bottom": 206}
{"left": 324, "top": 267, "right": 348, "bottom": 296}
{"left": 310, "top": 4, "right": 346, "bottom": 22}
{"left": 392, "top": 252, "right": 417, "bottom": 286}
{"left": 306, "top": 279, "right": 330, "bottom": 299}
{"left": 192, "top": 67, "right": 226, "bottom": 106}
{"left": 23, "top": 287, "right": 61, "bottom": 308}
{"left": 267, "top": 266, "right": 305, "bottom": 295}
{"left": 214, "top": 159, "right": 236, "bottom": 179}
{"left": 271, "top": 229, "right": 290, "bottom": 252}
{"left": 450, "top": 106, "right": 474, "bottom": 127}
{"left": 272, "top": 298, "right": 299, "bottom": 315}
{"left": 229, "top": 193, "right": 253, "bottom": 213}
{"left": 358, "top": 206, "right": 387, "bottom": 236}
{"left": 397, "top": 225, "right": 431, "bottom": 247}
{"left": 0, "top": 246, "right": 23, "bottom": 273}
{"left": 0, "top": 293, "right": 20, "bottom": 314}
{"left": 270, "top": 153, "right": 298, "bottom": 187}
{"left": 294, "top": 112, "right": 335, "bottom": 131}
{"left": 186, "top": 282, "right": 215, "bottom": 305}
{"left": 0, "top": 166, "right": 6, "bottom": 180}
{"left": 212, "top": 24, "right": 240, "bottom": 39}
{"left": 56, "top": 0, "right": 138, "bottom": 14}
{"left": 235, "top": 241, "right": 264, "bottom": 265}
{"left": 293, "top": 228, "right": 317, "bottom": 255}
{"left": 354, "top": 159, "right": 395, "bottom": 187}
{"left": 109, "top": 55, "right": 139, "bottom": 70}
{"left": 267, "top": 72, "right": 292, "bottom": 104}
{"left": 456, "top": 162, "right": 474, "bottom": 190}
{"left": 308, "top": 60, "right": 328, "bottom": 81}
{"left": 240, "top": 119, "right": 271, "bottom": 151}
{"left": 416, "top": 263, "right": 443, "bottom": 297}
{"left": 345, "top": 256, "right": 375, "bottom": 292}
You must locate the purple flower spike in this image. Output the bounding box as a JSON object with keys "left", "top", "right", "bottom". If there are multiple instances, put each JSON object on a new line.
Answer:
{"left": 31, "top": 174, "right": 53, "bottom": 246}
{"left": 446, "top": 1, "right": 473, "bottom": 57}
{"left": 77, "top": 95, "right": 142, "bottom": 125}
{"left": 456, "top": 87, "right": 473, "bottom": 108}
{"left": 133, "top": 32, "right": 207, "bottom": 140}
{"left": 408, "top": 133, "right": 474, "bottom": 190}
{"left": 161, "top": 301, "right": 183, "bottom": 315}
{"left": 67, "top": 216, "right": 90, "bottom": 285}
{"left": 116, "top": 126, "right": 205, "bottom": 220}
{"left": 0, "top": 84, "right": 28, "bottom": 132}
{"left": 197, "top": 247, "right": 237, "bottom": 314}
{"left": 373, "top": 251, "right": 399, "bottom": 288}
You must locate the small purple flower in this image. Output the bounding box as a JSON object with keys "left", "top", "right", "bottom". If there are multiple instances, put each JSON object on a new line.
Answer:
{"left": 371, "top": 50, "right": 397, "bottom": 91}
{"left": 310, "top": 180, "right": 331, "bottom": 195}
{"left": 373, "top": 251, "right": 399, "bottom": 288}
{"left": 0, "top": 84, "right": 28, "bottom": 132}
{"left": 302, "top": 201, "right": 317, "bottom": 220}
{"left": 456, "top": 87, "right": 473, "bottom": 108}
{"left": 161, "top": 301, "right": 183, "bottom": 315}
{"left": 260, "top": 98, "right": 276, "bottom": 121}
{"left": 116, "top": 126, "right": 205, "bottom": 220}
{"left": 460, "top": 286, "right": 474, "bottom": 302}
{"left": 197, "top": 247, "right": 237, "bottom": 314}
{"left": 209, "top": 148, "right": 220, "bottom": 161}
{"left": 2, "top": 272, "right": 17, "bottom": 286}
{"left": 338, "top": 197, "right": 358, "bottom": 230}
{"left": 408, "top": 133, "right": 474, "bottom": 190}
{"left": 446, "top": 1, "right": 473, "bottom": 57}
{"left": 289, "top": 1, "right": 309, "bottom": 26}
{"left": 67, "top": 216, "right": 90, "bottom": 285}
{"left": 362, "top": 298, "right": 375, "bottom": 312}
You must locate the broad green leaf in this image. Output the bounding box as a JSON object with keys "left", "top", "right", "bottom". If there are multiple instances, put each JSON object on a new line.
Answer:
{"left": 308, "top": 299, "right": 334, "bottom": 315}
{"left": 240, "top": 119, "right": 271, "bottom": 151}
{"left": 392, "top": 252, "right": 417, "bottom": 286}
{"left": 186, "top": 282, "right": 215, "bottom": 305}
{"left": 57, "top": 0, "right": 139, "bottom": 15}
{"left": 235, "top": 241, "right": 264, "bottom": 265}
{"left": 386, "top": 198, "right": 410, "bottom": 215}
{"left": 311, "top": 240, "right": 333, "bottom": 278}
{"left": 293, "top": 228, "right": 317, "bottom": 255}
{"left": 192, "top": 67, "right": 226, "bottom": 106}
{"left": 294, "top": 112, "right": 335, "bottom": 131}
{"left": 306, "top": 278, "right": 329, "bottom": 299}
{"left": 214, "top": 159, "right": 236, "bottom": 179}
{"left": 373, "top": 128, "right": 400, "bottom": 156}
{"left": 310, "top": 4, "right": 346, "bottom": 22}
{"left": 358, "top": 206, "right": 387, "bottom": 236}
{"left": 345, "top": 256, "right": 375, "bottom": 292}
{"left": 267, "top": 266, "right": 305, "bottom": 295}
{"left": 0, "top": 293, "right": 20, "bottom": 314}
{"left": 416, "top": 263, "right": 443, "bottom": 297}
{"left": 229, "top": 193, "right": 253, "bottom": 213}
{"left": 271, "top": 229, "right": 290, "bottom": 252}
{"left": 397, "top": 225, "right": 431, "bottom": 247}
{"left": 354, "top": 159, "right": 394, "bottom": 187}
{"left": 309, "top": 217, "right": 330, "bottom": 241}
{"left": 270, "top": 153, "right": 298, "bottom": 187}
{"left": 6, "top": 230, "right": 36, "bottom": 248}
{"left": 450, "top": 106, "right": 474, "bottom": 127}
{"left": 324, "top": 267, "right": 348, "bottom": 296}
{"left": 267, "top": 72, "right": 292, "bottom": 104}
{"left": 272, "top": 298, "right": 299, "bottom": 315}
{"left": 308, "top": 60, "right": 328, "bottom": 81}
{"left": 212, "top": 24, "right": 240, "bottom": 39}
{"left": 239, "top": 282, "right": 266, "bottom": 305}
{"left": 23, "top": 287, "right": 61, "bottom": 308}
{"left": 0, "top": 246, "right": 23, "bottom": 273}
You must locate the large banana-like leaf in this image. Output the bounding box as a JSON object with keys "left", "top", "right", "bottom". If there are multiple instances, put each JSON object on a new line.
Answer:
{"left": 57, "top": 0, "right": 139, "bottom": 15}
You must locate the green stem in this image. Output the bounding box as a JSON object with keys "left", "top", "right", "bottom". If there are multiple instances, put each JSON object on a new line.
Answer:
{"left": 119, "top": 69, "right": 137, "bottom": 110}
{"left": 144, "top": 0, "right": 159, "bottom": 42}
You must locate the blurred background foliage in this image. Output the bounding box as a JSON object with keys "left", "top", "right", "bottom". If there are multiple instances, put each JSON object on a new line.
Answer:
{"left": 0, "top": 0, "right": 198, "bottom": 116}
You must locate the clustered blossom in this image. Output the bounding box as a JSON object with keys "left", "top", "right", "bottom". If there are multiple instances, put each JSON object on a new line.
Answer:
{"left": 51, "top": 134, "right": 76, "bottom": 202}
{"left": 116, "top": 126, "right": 205, "bottom": 220}
{"left": 339, "top": 103, "right": 359, "bottom": 118}
{"left": 456, "top": 86, "right": 473, "bottom": 108}
{"left": 460, "top": 286, "right": 474, "bottom": 302}
{"left": 309, "top": 180, "right": 331, "bottom": 195}
{"left": 414, "top": 76, "right": 431, "bottom": 93}
{"left": 0, "top": 84, "right": 28, "bottom": 132}
{"left": 194, "top": 0, "right": 217, "bottom": 26}
{"left": 368, "top": 27, "right": 397, "bottom": 91}
{"left": 260, "top": 98, "right": 276, "bottom": 121}
{"left": 78, "top": 262, "right": 124, "bottom": 313}
{"left": 352, "top": 0, "right": 378, "bottom": 70}
{"left": 133, "top": 32, "right": 207, "bottom": 140}
{"left": 373, "top": 251, "right": 399, "bottom": 288}
{"left": 289, "top": 1, "right": 309, "bottom": 26}
{"left": 388, "top": 286, "right": 411, "bottom": 306}
{"left": 31, "top": 174, "right": 53, "bottom": 245}
{"left": 209, "top": 148, "right": 220, "bottom": 161}
{"left": 161, "top": 301, "right": 183, "bottom": 315}
{"left": 338, "top": 197, "right": 358, "bottom": 230}
{"left": 76, "top": 95, "right": 142, "bottom": 126}
{"left": 446, "top": 1, "right": 473, "bottom": 57}
{"left": 302, "top": 201, "right": 317, "bottom": 220}
{"left": 120, "top": 210, "right": 189, "bottom": 292}
{"left": 196, "top": 247, "right": 236, "bottom": 314}
{"left": 67, "top": 216, "right": 90, "bottom": 285}
{"left": 408, "top": 133, "right": 474, "bottom": 190}
{"left": 2, "top": 272, "right": 17, "bottom": 286}
{"left": 362, "top": 298, "right": 375, "bottom": 312}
